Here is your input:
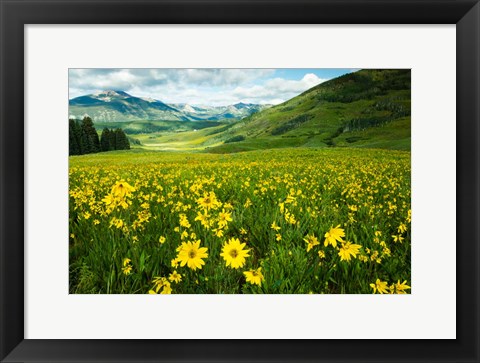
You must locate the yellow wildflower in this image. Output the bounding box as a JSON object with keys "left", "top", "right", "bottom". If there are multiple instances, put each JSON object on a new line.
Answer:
{"left": 111, "top": 180, "right": 135, "bottom": 198}
{"left": 304, "top": 234, "right": 320, "bottom": 252}
{"left": 244, "top": 267, "right": 264, "bottom": 286}
{"left": 177, "top": 240, "right": 208, "bottom": 271}
{"left": 391, "top": 280, "right": 411, "bottom": 294}
{"left": 324, "top": 225, "right": 345, "bottom": 248}
{"left": 168, "top": 271, "right": 182, "bottom": 283}
{"left": 217, "top": 209, "right": 232, "bottom": 228}
{"left": 370, "top": 279, "right": 389, "bottom": 294}
{"left": 122, "top": 258, "right": 132, "bottom": 275}
{"left": 392, "top": 234, "right": 404, "bottom": 243}
{"left": 271, "top": 221, "right": 281, "bottom": 231}
{"left": 220, "top": 237, "right": 250, "bottom": 269}
{"left": 338, "top": 241, "right": 362, "bottom": 262}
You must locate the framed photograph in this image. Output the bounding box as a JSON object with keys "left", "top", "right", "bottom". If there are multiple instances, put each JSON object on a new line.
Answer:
{"left": 67, "top": 67, "right": 413, "bottom": 297}
{"left": 1, "top": 0, "right": 479, "bottom": 362}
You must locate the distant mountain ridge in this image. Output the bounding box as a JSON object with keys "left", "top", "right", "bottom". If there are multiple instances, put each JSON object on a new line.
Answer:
{"left": 169, "top": 102, "right": 270, "bottom": 122}
{"left": 69, "top": 90, "right": 271, "bottom": 122}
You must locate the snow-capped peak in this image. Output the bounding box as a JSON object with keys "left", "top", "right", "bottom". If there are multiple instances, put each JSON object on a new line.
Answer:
{"left": 141, "top": 97, "right": 158, "bottom": 103}
{"left": 92, "top": 90, "right": 130, "bottom": 101}
{"left": 182, "top": 104, "right": 197, "bottom": 113}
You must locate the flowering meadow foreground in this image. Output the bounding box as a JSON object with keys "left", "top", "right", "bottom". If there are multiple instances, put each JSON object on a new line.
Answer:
{"left": 69, "top": 148, "right": 411, "bottom": 294}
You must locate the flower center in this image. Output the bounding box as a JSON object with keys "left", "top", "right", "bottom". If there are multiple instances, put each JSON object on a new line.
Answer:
{"left": 229, "top": 249, "right": 238, "bottom": 258}
{"left": 252, "top": 271, "right": 258, "bottom": 276}
{"left": 188, "top": 250, "right": 197, "bottom": 259}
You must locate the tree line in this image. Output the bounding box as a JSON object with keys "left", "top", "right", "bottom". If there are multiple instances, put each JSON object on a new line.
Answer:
{"left": 69, "top": 116, "right": 130, "bottom": 156}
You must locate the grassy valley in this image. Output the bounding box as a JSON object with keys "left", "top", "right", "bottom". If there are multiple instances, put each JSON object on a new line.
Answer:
{"left": 73, "top": 70, "right": 410, "bottom": 153}
{"left": 103, "top": 69, "right": 411, "bottom": 152}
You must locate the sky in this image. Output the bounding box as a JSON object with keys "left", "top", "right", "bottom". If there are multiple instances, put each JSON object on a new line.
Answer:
{"left": 69, "top": 68, "right": 357, "bottom": 106}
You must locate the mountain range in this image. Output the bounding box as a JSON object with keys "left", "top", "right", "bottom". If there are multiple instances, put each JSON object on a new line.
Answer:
{"left": 69, "top": 69, "right": 411, "bottom": 152}
{"left": 69, "top": 90, "right": 271, "bottom": 122}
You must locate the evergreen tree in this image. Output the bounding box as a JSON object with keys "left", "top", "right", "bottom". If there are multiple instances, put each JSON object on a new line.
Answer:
{"left": 123, "top": 130, "right": 131, "bottom": 150}
{"left": 107, "top": 129, "right": 116, "bottom": 151}
{"left": 69, "top": 119, "right": 80, "bottom": 155}
{"left": 114, "top": 128, "right": 130, "bottom": 150}
{"left": 92, "top": 129, "right": 100, "bottom": 152}
{"left": 70, "top": 118, "right": 130, "bottom": 155}
{"left": 100, "top": 128, "right": 111, "bottom": 152}
{"left": 77, "top": 120, "right": 85, "bottom": 154}
{"left": 69, "top": 119, "right": 84, "bottom": 155}
{"left": 80, "top": 127, "right": 92, "bottom": 154}
{"left": 80, "top": 116, "right": 100, "bottom": 154}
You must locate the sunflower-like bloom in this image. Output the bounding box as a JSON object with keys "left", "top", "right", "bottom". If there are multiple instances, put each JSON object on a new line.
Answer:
{"left": 177, "top": 240, "right": 208, "bottom": 271}
{"left": 168, "top": 271, "right": 182, "bottom": 283}
{"left": 220, "top": 237, "right": 250, "bottom": 269}
{"left": 370, "top": 278, "right": 389, "bottom": 294}
{"left": 338, "top": 241, "right": 362, "bottom": 262}
{"left": 111, "top": 180, "right": 135, "bottom": 199}
{"left": 391, "top": 280, "right": 411, "bottom": 294}
{"left": 244, "top": 267, "right": 264, "bottom": 286}
{"left": 150, "top": 277, "right": 173, "bottom": 294}
{"left": 392, "top": 234, "right": 405, "bottom": 243}
{"left": 161, "top": 282, "right": 172, "bottom": 294}
{"left": 324, "top": 225, "right": 345, "bottom": 248}
{"left": 195, "top": 211, "right": 211, "bottom": 229}
{"left": 179, "top": 214, "right": 191, "bottom": 229}
{"left": 122, "top": 258, "right": 132, "bottom": 275}
{"left": 397, "top": 223, "right": 408, "bottom": 234}
{"left": 122, "top": 265, "right": 132, "bottom": 276}
{"left": 197, "top": 191, "right": 222, "bottom": 210}
{"left": 123, "top": 257, "right": 131, "bottom": 266}
{"left": 171, "top": 258, "right": 180, "bottom": 268}
{"left": 303, "top": 234, "right": 320, "bottom": 252}
{"left": 217, "top": 209, "right": 233, "bottom": 229}
{"left": 271, "top": 221, "right": 281, "bottom": 231}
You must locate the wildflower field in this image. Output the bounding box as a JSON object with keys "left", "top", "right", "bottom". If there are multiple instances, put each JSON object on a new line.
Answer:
{"left": 69, "top": 147, "right": 411, "bottom": 294}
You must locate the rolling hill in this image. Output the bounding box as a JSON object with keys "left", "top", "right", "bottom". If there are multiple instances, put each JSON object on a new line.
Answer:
{"left": 203, "top": 69, "right": 411, "bottom": 152}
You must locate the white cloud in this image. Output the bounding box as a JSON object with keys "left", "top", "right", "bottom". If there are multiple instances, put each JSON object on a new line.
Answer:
{"left": 232, "top": 74, "right": 326, "bottom": 103}
{"left": 264, "top": 99, "right": 287, "bottom": 105}
{"left": 69, "top": 69, "right": 327, "bottom": 106}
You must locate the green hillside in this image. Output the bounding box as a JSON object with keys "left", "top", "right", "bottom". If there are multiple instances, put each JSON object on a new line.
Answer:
{"left": 205, "top": 69, "right": 411, "bottom": 152}
{"left": 94, "top": 119, "right": 224, "bottom": 135}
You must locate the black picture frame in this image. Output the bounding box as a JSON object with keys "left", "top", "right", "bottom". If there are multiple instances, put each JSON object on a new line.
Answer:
{"left": 1, "top": 0, "right": 479, "bottom": 362}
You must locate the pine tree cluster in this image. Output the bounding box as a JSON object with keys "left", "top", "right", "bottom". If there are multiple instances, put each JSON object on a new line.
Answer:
{"left": 69, "top": 116, "right": 130, "bottom": 155}
{"left": 100, "top": 127, "right": 130, "bottom": 152}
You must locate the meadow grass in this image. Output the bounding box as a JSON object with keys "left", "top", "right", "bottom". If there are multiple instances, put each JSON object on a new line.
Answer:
{"left": 69, "top": 147, "right": 411, "bottom": 294}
